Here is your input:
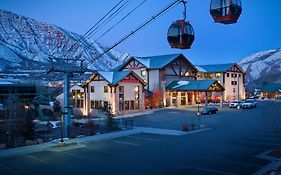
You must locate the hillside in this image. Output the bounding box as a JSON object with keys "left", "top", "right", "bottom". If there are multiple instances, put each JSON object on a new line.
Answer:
{"left": 0, "top": 9, "right": 129, "bottom": 82}
{"left": 238, "top": 48, "right": 281, "bottom": 89}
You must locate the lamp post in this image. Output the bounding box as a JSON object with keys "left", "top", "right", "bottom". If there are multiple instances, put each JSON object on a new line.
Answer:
{"left": 196, "top": 75, "right": 201, "bottom": 126}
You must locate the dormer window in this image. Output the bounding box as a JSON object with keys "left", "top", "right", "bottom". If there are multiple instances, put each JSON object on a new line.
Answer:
{"left": 141, "top": 70, "right": 146, "bottom": 77}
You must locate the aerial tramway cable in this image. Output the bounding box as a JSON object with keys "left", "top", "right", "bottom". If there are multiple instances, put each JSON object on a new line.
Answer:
{"left": 95, "top": 0, "right": 148, "bottom": 42}
{"left": 84, "top": 0, "right": 183, "bottom": 70}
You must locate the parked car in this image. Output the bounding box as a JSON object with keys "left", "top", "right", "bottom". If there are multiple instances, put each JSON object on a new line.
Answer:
{"left": 241, "top": 99, "right": 257, "bottom": 109}
{"left": 229, "top": 100, "right": 242, "bottom": 108}
{"left": 201, "top": 107, "right": 218, "bottom": 115}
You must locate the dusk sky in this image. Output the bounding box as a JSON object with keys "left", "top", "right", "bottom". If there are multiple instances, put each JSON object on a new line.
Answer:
{"left": 1, "top": 0, "right": 280, "bottom": 65}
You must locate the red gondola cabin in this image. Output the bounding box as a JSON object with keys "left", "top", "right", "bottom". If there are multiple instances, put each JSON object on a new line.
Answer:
{"left": 210, "top": 0, "right": 242, "bottom": 24}
{"left": 167, "top": 20, "right": 195, "bottom": 49}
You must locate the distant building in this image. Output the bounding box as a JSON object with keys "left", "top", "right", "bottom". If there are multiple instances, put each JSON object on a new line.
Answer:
{"left": 0, "top": 82, "right": 49, "bottom": 104}
{"left": 56, "top": 85, "right": 85, "bottom": 116}
{"left": 196, "top": 63, "right": 246, "bottom": 102}
{"left": 261, "top": 83, "right": 281, "bottom": 100}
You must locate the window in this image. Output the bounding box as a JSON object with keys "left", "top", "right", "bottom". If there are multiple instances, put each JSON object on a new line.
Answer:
{"left": 209, "top": 73, "right": 213, "bottom": 78}
{"left": 135, "top": 93, "right": 139, "bottom": 100}
{"left": 104, "top": 86, "right": 108, "bottom": 93}
{"left": 227, "top": 73, "right": 229, "bottom": 77}
{"left": 119, "top": 94, "right": 124, "bottom": 100}
{"left": 238, "top": 74, "right": 241, "bottom": 78}
{"left": 91, "top": 86, "right": 95, "bottom": 93}
{"left": 231, "top": 81, "right": 237, "bottom": 85}
{"left": 215, "top": 73, "right": 221, "bottom": 78}
{"left": 119, "top": 101, "right": 124, "bottom": 111}
{"left": 91, "top": 101, "right": 95, "bottom": 109}
{"left": 135, "top": 101, "right": 140, "bottom": 109}
{"left": 130, "top": 101, "right": 135, "bottom": 110}
{"left": 119, "top": 86, "right": 124, "bottom": 93}
{"left": 124, "top": 101, "right": 129, "bottom": 110}
{"left": 141, "top": 70, "right": 147, "bottom": 77}
{"left": 134, "top": 86, "right": 140, "bottom": 93}
{"left": 185, "top": 72, "right": 190, "bottom": 77}
{"left": 231, "top": 73, "right": 234, "bottom": 78}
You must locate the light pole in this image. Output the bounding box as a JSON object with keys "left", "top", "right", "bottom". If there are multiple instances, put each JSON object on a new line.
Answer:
{"left": 196, "top": 75, "right": 201, "bottom": 126}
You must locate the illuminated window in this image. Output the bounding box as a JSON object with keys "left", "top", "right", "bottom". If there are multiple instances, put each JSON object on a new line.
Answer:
{"left": 134, "top": 86, "right": 140, "bottom": 92}
{"left": 141, "top": 70, "right": 146, "bottom": 77}
{"left": 218, "top": 80, "right": 221, "bottom": 84}
{"left": 215, "top": 73, "right": 221, "bottom": 78}
{"left": 185, "top": 72, "right": 190, "bottom": 77}
{"left": 209, "top": 73, "right": 213, "bottom": 78}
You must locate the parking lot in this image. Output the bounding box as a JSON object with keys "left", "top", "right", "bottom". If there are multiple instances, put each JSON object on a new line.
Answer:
{"left": 0, "top": 101, "right": 281, "bottom": 175}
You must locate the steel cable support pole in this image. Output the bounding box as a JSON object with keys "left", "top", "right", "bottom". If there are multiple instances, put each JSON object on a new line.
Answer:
{"left": 63, "top": 72, "right": 71, "bottom": 138}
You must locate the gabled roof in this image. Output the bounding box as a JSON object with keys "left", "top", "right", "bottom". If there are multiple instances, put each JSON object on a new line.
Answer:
{"left": 261, "top": 83, "right": 281, "bottom": 93}
{"left": 166, "top": 80, "right": 224, "bottom": 91}
{"left": 135, "top": 54, "right": 181, "bottom": 69}
{"left": 196, "top": 63, "right": 242, "bottom": 73}
{"left": 84, "top": 70, "right": 146, "bottom": 86}
{"left": 116, "top": 53, "right": 198, "bottom": 71}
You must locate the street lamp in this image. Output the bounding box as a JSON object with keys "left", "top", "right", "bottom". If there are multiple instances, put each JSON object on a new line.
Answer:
{"left": 196, "top": 75, "right": 201, "bottom": 126}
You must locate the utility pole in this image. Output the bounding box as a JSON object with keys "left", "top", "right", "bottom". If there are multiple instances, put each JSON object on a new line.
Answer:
{"left": 47, "top": 57, "right": 85, "bottom": 141}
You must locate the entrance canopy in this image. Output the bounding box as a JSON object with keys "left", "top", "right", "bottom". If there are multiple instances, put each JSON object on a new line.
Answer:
{"left": 166, "top": 80, "right": 224, "bottom": 92}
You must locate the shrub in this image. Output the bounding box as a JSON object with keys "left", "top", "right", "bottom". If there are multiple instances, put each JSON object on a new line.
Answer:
{"left": 86, "top": 120, "right": 96, "bottom": 135}
{"left": 191, "top": 122, "right": 196, "bottom": 130}
{"left": 181, "top": 123, "right": 189, "bottom": 131}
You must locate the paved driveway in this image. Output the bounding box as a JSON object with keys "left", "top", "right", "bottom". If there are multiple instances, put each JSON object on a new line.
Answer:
{"left": 132, "top": 106, "right": 240, "bottom": 130}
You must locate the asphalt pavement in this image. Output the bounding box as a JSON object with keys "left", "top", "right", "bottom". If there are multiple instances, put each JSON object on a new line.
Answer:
{"left": 0, "top": 101, "right": 281, "bottom": 175}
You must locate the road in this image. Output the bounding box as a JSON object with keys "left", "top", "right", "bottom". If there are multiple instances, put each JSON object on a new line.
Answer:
{"left": 0, "top": 101, "right": 281, "bottom": 175}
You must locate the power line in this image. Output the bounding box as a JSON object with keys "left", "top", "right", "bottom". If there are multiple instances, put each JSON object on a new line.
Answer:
{"left": 85, "top": 0, "right": 133, "bottom": 40}
{"left": 84, "top": 0, "right": 182, "bottom": 69}
{"left": 48, "top": 0, "right": 125, "bottom": 61}
{"left": 95, "top": 0, "right": 148, "bottom": 42}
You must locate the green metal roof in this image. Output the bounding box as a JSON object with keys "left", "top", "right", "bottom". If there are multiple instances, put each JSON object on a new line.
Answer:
{"left": 261, "top": 83, "right": 281, "bottom": 93}
{"left": 197, "top": 63, "right": 236, "bottom": 73}
{"left": 166, "top": 80, "right": 223, "bottom": 91}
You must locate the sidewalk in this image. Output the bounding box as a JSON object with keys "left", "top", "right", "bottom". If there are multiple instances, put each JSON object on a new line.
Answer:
{"left": 0, "top": 126, "right": 211, "bottom": 158}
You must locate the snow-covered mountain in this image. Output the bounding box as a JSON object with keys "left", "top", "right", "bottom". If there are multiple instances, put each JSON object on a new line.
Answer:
{"left": 238, "top": 48, "right": 281, "bottom": 90}
{"left": 0, "top": 9, "right": 129, "bottom": 82}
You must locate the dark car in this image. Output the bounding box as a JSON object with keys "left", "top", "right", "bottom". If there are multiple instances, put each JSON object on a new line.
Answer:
{"left": 201, "top": 107, "right": 218, "bottom": 115}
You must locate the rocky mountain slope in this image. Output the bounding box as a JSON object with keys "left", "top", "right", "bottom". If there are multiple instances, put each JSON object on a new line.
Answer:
{"left": 238, "top": 48, "right": 281, "bottom": 89}
{"left": 0, "top": 9, "right": 129, "bottom": 82}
